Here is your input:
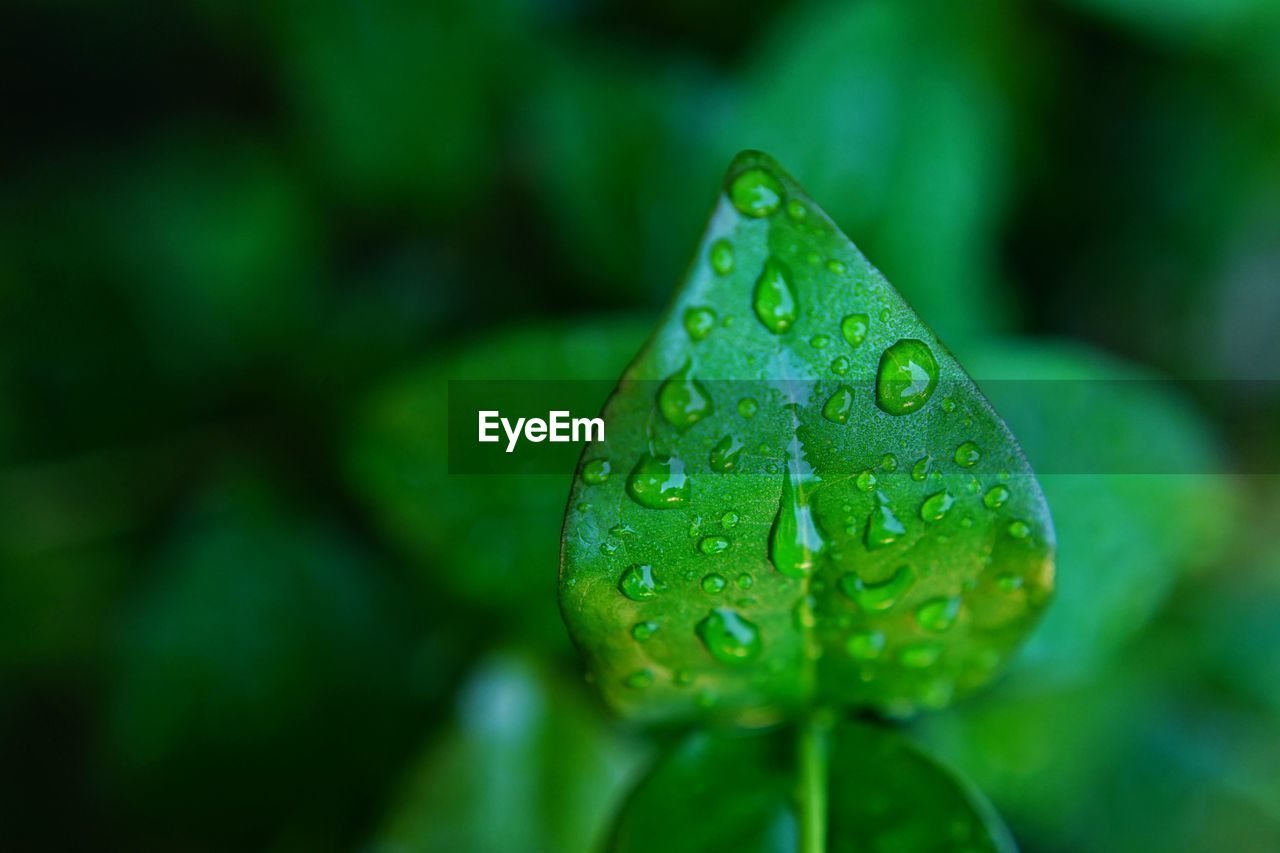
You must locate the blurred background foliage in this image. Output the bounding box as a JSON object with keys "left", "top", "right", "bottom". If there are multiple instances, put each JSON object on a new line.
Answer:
{"left": 2, "top": 0, "right": 1278, "bottom": 850}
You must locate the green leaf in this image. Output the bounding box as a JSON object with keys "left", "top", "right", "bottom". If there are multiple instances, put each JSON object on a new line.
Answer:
{"left": 560, "top": 152, "right": 1054, "bottom": 724}
{"left": 609, "top": 720, "right": 1014, "bottom": 853}
{"left": 370, "top": 651, "right": 648, "bottom": 853}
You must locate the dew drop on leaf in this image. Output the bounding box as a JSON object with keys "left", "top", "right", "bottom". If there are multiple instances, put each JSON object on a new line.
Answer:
{"left": 696, "top": 608, "right": 762, "bottom": 664}
{"left": 846, "top": 630, "right": 886, "bottom": 660}
{"left": 658, "top": 362, "right": 714, "bottom": 429}
{"left": 821, "top": 384, "right": 855, "bottom": 424}
{"left": 768, "top": 464, "right": 825, "bottom": 578}
{"left": 618, "top": 564, "right": 666, "bottom": 601}
{"left": 1008, "top": 520, "right": 1032, "bottom": 539}
{"left": 632, "top": 620, "right": 659, "bottom": 642}
{"left": 915, "top": 596, "right": 961, "bottom": 632}
{"left": 626, "top": 453, "right": 691, "bottom": 508}
{"left": 752, "top": 258, "right": 798, "bottom": 334}
{"left": 683, "top": 307, "right": 717, "bottom": 342}
{"left": 729, "top": 168, "right": 784, "bottom": 218}
{"left": 838, "top": 564, "right": 915, "bottom": 611}
{"left": 875, "top": 338, "right": 939, "bottom": 415}
{"left": 709, "top": 238, "right": 734, "bottom": 275}
{"left": 698, "top": 536, "right": 730, "bottom": 555}
{"left": 953, "top": 441, "right": 981, "bottom": 468}
{"left": 840, "top": 313, "right": 870, "bottom": 348}
{"left": 983, "top": 485, "right": 1010, "bottom": 509}
{"left": 899, "top": 642, "right": 942, "bottom": 669}
{"left": 702, "top": 573, "right": 728, "bottom": 593}
{"left": 920, "top": 491, "right": 956, "bottom": 522}
{"left": 708, "top": 435, "right": 745, "bottom": 473}
{"left": 581, "top": 458, "right": 612, "bottom": 485}
{"left": 865, "top": 493, "right": 906, "bottom": 549}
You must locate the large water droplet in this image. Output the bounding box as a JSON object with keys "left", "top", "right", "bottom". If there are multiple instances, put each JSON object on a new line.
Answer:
{"left": 920, "top": 491, "right": 955, "bottom": 522}
{"left": 658, "top": 361, "right": 713, "bottom": 429}
{"left": 709, "top": 238, "right": 734, "bottom": 275}
{"left": 696, "top": 608, "right": 762, "bottom": 663}
{"left": 768, "top": 461, "right": 825, "bottom": 578}
{"left": 618, "top": 564, "right": 666, "bottom": 601}
{"left": 821, "top": 384, "right": 855, "bottom": 424}
{"left": 875, "top": 339, "right": 939, "bottom": 415}
{"left": 753, "top": 258, "right": 798, "bottom": 334}
{"left": 954, "top": 441, "right": 981, "bottom": 468}
{"left": 841, "top": 313, "right": 869, "bottom": 348}
{"left": 582, "top": 458, "right": 612, "bottom": 485}
{"left": 626, "top": 454, "right": 690, "bottom": 508}
{"left": 683, "top": 307, "right": 717, "bottom": 342}
{"left": 915, "top": 596, "right": 961, "bottom": 632}
{"left": 709, "top": 435, "right": 745, "bottom": 473}
{"left": 865, "top": 492, "right": 906, "bottom": 549}
{"left": 839, "top": 564, "right": 915, "bottom": 611}
{"left": 729, "top": 168, "right": 784, "bottom": 218}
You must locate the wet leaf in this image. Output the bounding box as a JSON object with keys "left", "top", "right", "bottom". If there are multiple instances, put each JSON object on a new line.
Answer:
{"left": 610, "top": 721, "right": 1014, "bottom": 853}
{"left": 560, "top": 152, "right": 1054, "bottom": 724}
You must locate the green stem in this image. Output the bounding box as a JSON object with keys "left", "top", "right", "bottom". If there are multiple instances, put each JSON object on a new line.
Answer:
{"left": 798, "top": 713, "right": 830, "bottom": 853}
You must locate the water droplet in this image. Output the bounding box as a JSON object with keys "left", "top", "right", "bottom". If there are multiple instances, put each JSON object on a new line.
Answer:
{"left": 632, "top": 620, "right": 659, "bottom": 642}
{"left": 839, "top": 564, "right": 915, "bottom": 611}
{"left": 1008, "top": 520, "right": 1032, "bottom": 539}
{"left": 709, "top": 435, "right": 745, "bottom": 473}
{"left": 658, "top": 362, "right": 713, "bottom": 429}
{"left": 996, "top": 573, "right": 1023, "bottom": 592}
{"left": 881, "top": 453, "right": 898, "bottom": 472}
{"left": 846, "top": 630, "right": 886, "bottom": 660}
{"left": 865, "top": 493, "right": 906, "bottom": 549}
{"left": 821, "top": 384, "right": 855, "bottom": 424}
{"left": 875, "top": 339, "right": 939, "bottom": 415}
{"left": 729, "top": 168, "right": 784, "bottom": 217}
{"left": 810, "top": 334, "right": 830, "bottom": 349}
{"left": 831, "top": 355, "right": 851, "bottom": 375}
{"left": 940, "top": 397, "right": 957, "bottom": 414}
{"left": 699, "top": 536, "right": 730, "bottom": 555}
{"left": 899, "top": 642, "right": 942, "bottom": 669}
{"left": 792, "top": 595, "right": 817, "bottom": 630}
{"left": 753, "top": 258, "right": 798, "bottom": 334}
{"left": 683, "top": 306, "right": 718, "bottom": 341}
{"left": 625, "top": 669, "right": 654, "bottom": 689}
{"left": 841, "top": 313, "right": 870, "bottom": 347}
{"left": 768, "top": 463, "right": 825, "bottom": 577}
{"left": 855, "top": 469, "right": 878, "bottom": 492}
{"left": 609, "top": 523, "right": 635, "bottom": 537}
{"left": 984, "top": 485, "right": 1010, "bottom": 509}
{"left": 710, "top": 238, "right": 734, "bottom": 275}
{"left": 582, "top": 458, "right": 612, "bottom": 485}
{"left": 786, "top": 199, "right": 808, "bottom": 221}
{"left": 736, "top": 573, "right": 754, "bottom": 590}
{"left": 879, "top": 308, "right": 891, "bottom": 322}
{"left": 618, "top": 564, "right": 666, "bottom": 601}
{"left": 600, "top": 541, "right": 619, "bottom": 556}
{"left": 702, "top": 573, "right": 728, "bottom": 593}
{"left": 827, "top": 260, "right": 846, "bottom": 275}
{"left": 911, "top": 456, "right": 930, "bottom": 482}
{"left": 954, "top": 441, "right": 981, "bottom": 468}
{"left": 696, "top": 608, "right": 762, "bottom": 663}
{"left": 674, "top": 669, "right": 694, "bottom": 686}
{"left": 737, "top": 398, "right": 758, "bottom": 419}
{"left": 920, "top": 491, "right": 955, "bottom": 522}
{"left": 627, "top": 453, "right": 691, "bottom": 508}
{"left": 915, "top": 596, "right": 961, "bottom": 632}
{"left": 576, "top": 502, "right": 590, "bottom": 513}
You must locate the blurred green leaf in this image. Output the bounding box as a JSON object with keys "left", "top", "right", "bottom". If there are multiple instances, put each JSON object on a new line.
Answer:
{"left": 959, "top": 338, "right": 1235, "bottom": 685}
{"left": 346, "top": 315, "right": 649, "bottom": 642}
{"left": 729, "top": 0, "right": 1022, "bottom": 339}
{"left": 561, "top": 152, "right": 1054, "bottom": 724}
{"left": 108, "top": 472, "right": 424, "bottom": 838}
{"left": 370, "top": 651, "right": 647, "bottom": 853}
{"left": 611, "top": 720, "right": 1014, "bottom": 853}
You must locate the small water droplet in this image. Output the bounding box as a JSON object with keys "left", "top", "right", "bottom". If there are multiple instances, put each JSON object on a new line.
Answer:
{"left": 881, "top": 453, "right": 898, "bottom": 472}
{"left": 831, "top": 355, "right": 851, "bottom": 375}
{"left": 827, "top": 260, "right": 846, "bottom": 274}
{"left": 632, "top": 620, "right": 659, "bottom": 642}
{"left": 696, "top": 608, "right": 762, "bottom": 663}
{"left": 786, "top": 199, "right": 808, "bottom": 221}
{"left": 875, "top": 339, "right": 939, "bottom": 415}
{"left": 709, "top": 435, "right": 745, "bottom": 473}
{"left": 625, "top": 669, "right": 654, "bottom": 689}
{"left": 609, "top": 523, "right": 635, "bottom": 537}
{"left": 821, "top": 384, "right": 855, "bottom": 424}
{"left": 1008, "top": 520, "right": 1032, "bottom": 539}
{"left": 709, "top": 238, "right": 734, "bottom": 275}
{"left": 769, "top": 463, "right": 825, "bottom": 577}
{"left": 600, "top": 541, "right": 619, "bottom": 556}
{"left": 576, "top": 502, "right": 590, "bottom": 513}
{"left": 674, "top": 669, "right": 694, "bottom": 686}
{"left": 737, "top": 397, "right": 758, "bottom": 418}
{"left": 984, "top": 485, "right": 1010, "bottom": 509}
{"left": 683, "top": 306, "right": 718, "bottom": 341}
{"left": 618, "top": 564, "right": 666, "bottom": 601}
{"left": 721, "top": 511, "right": 740, "bottom": 529}
{"left": 954, "top": 441, "right": 981, "bottom": 468}
{"left": 810, "top": 334, "right": 830, "bottom": 349}
{"left": 841, "top": 313, "right": 870, "bottom": 348}
{"left": 940, "top": 397, "right": 957, "bottom": 414}
{"left": 839, "top": 564, "right": 915, "bottom": 611}
{"left": 627, "top": 453, "right": 691, "bottom": 508}
{"left": 920, "top": 491, "right": 955, "bottom": 522}
{"left": 911, "top": 456, "right": 930, "bottom": 482}
{"left": 865, "top": 492, "right": 906, "bottom": 549}
{"left": 702, "top": 573, "right": 728, "bottom": 593}
{"left": 846, "top": 630, "right": 886, "bottom": 660}
{"left": 855, "top": 469, "right": 878, "bottom": 492}
{"left": 899, "top": 642, "right": 942, "bottom": 669}
{"left": 915, "top": 596, "right": 961, "bottom": 632}
{"left": 879, "top": 308, "right": 891, "bottom": 323}
{"left": 729, "top": 168, "right": 784, "bottom": 217}
{"left": 753, "top": 258, "right": 798, "bottom": 334}
{"left": 699, "top": 536, "right": 730, "bottom": 555}
{"left": 996, "top": 573, "right": 1023, "bottom": 592}
{"left": 658, "top": 361, "right": 714, "bottom": 429}
{"left": 736, "top": 573, "right": 754, "bottom": 590}
{"left": 582, "top": 458, "right": 612, "bottom": 485}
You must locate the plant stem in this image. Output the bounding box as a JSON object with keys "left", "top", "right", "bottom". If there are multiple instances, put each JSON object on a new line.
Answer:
{"left": 798, "top": 713, "right": 830, "bottom": 853}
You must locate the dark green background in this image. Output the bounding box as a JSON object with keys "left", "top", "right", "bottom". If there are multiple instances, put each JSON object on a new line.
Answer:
{"left": 2, "top": 0, "right": 1278, "bottom": 850}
